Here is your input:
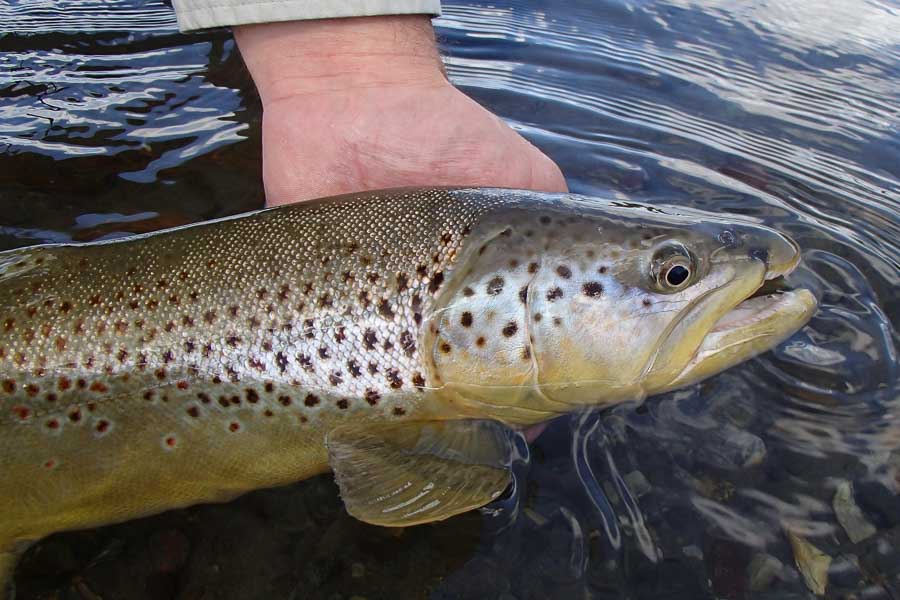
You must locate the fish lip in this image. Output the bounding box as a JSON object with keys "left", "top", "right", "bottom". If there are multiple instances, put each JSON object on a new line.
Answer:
{"left": 663, "top": 268, "right": 817, "bottom": 391}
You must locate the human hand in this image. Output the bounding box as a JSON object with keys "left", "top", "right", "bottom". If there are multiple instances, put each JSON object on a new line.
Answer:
{"left": 234, "top": 16, "right": 567, "bottom": 206}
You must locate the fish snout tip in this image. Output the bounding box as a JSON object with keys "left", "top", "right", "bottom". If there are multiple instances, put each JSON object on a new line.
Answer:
{"left": 748, "top": 228, "right": 801, "bottom": 280}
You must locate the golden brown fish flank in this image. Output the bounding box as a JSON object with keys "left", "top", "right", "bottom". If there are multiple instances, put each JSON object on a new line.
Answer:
{"left": 0, "top": 188, "right": 815, "bottom": 595}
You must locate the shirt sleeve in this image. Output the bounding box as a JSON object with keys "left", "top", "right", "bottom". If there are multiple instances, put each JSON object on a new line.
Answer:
{"left": 172, "top": 0, "right": 442, "bottom": 31}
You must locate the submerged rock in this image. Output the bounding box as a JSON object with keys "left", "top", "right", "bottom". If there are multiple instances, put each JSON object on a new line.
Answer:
{"left": 833, "top": 481, "right": 877, "bottom": 543}
{"left": 695, "top": 424, "right": 767, "bottom": 470}
{"left": 786, "top": 531, "right": 832, "bottom": 596}
{"left": 747, "top": 552, "right": 783, "bottom": 591}
{"left": 624, "top": 470, "right": 652, "bottom": 499}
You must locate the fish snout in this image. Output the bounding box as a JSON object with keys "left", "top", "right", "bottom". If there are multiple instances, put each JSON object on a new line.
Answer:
{"left": 717, "top": 223, "right": 800, "bottom": 280}
{"left": 751, "top": 227, "right": 801, "bottom": 279}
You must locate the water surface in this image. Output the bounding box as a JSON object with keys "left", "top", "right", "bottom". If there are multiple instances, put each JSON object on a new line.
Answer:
{"left": 1, "top": 0, "right": 898, "bottom": 598}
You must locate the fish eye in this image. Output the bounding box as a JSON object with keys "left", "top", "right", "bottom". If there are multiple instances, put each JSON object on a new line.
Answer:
{"left": 651, "top": 244, "right": 695, "bottom": 292}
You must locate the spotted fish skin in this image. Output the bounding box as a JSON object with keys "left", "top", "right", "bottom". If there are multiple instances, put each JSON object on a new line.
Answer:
{"left": 0, "top": 189, "right": 501, "bottom": 548}
{"left": 0, "top": 187, "right": 801, "bottom": 560}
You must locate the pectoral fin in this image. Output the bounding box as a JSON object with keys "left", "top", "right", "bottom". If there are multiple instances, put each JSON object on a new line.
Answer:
{"left": 326, "top": 419, "right": 516, "bottom": 527}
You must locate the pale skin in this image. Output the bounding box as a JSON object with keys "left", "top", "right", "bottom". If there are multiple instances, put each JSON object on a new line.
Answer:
{"left": 233, "top": 15, "right": 568, "bottom": 207}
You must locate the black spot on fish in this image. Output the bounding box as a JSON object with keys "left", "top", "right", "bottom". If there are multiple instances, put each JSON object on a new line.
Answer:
{"left": 337, "top": 399, "right": 349, "bottom": 409}
{"left": 546, "top": 287, "right": 564, "bottom": 301}
{"left": 378, "top": 299, "right": 395, "bottom": 319}
{"left": 363, "top": 329, "right": 378, "bottom": 350}
{"left": 304, "top": 394, "right": 319, "bottom": 407}
{"left": 583, "top": 282, "right": 603, "bottom": 298}
{"left": 412, "top": 372, "right": 426, "bottom": 389}
{"left": 463, "top": 287, "right": 475, "bottom": 297}
{"left": 387, "top": 368, "right": 403, "bottom": 389}
{"left": 368, "top": 362, "right": 379, "bottom": 375}
{"left": 400, "top": 331, "right": 416, "bottom": 357}
{"left": 318, "top": 346, "right": 330, "bottom": 360}
{"left": 486, "top": 276, "right": 504, "bottom": 295}
{"left": 428, "top": 272, "right": 445, "bottom": 294}
{"left": 347, "top": 359, "right": 362, "bottom": 378}
{"left": 297, "top": 353, "right": 314, "bottom": 372}
{"left": 396, "top": 273, "right": 409, "bottom": 293}
{"left": 329, "top": 371, "right": 343, "bottom": 386}
{"left": 502, "top": 322, "right": 518, "bottom": 337}
{"left": 461, "top": 312, "right": 473, "bottom": 327}
{"left": 365, "top": 389, "right": 381, "bottom": 405}
{"left": 276, "top": 352, "right": 288, "bottom": 373}
{"left": 556, "top": 265, "right": 572, "bottom": 279}
{"left": 518, "top": 287, "right": 528, "bottom": 304}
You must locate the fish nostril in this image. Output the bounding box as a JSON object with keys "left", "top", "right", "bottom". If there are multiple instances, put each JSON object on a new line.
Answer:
{"left": 718, "top": 229, "right": 739, "bottom": 248}
{"left": 748, "top": 247, "right": 769, "bottom": 264}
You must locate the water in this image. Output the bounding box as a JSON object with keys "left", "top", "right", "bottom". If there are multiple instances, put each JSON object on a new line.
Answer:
{"left": 1, "top": 0, "right": 898, "bottom": 598}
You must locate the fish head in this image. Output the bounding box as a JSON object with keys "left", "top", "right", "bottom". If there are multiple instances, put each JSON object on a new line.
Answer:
{"left": 428, "top": 192, "right": 816, "bottom": 424}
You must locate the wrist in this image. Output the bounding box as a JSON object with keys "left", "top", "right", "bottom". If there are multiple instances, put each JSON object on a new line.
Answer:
{"left": 234, "top": 16, "right": 446, "bottom": 104}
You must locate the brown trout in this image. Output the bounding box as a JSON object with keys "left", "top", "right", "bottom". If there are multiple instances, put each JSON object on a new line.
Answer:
{"left": 0, "top": 188, "right": 816, "bottom": 589}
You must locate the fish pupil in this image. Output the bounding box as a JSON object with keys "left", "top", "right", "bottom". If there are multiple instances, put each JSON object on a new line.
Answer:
{"left": 666, "top": 265, "right": 690, "bottom": 286}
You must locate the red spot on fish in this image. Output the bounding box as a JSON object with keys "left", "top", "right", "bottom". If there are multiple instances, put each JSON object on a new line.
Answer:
{"left": 95, "top": 420, "right": 110, "bottom": 434}
{"left": 176, "top": 381, "right": 189, "bottom": 390}
{"left": 46, "top": 419, "right": 59, "bottom": 430}
{"left": 25, "top": 384, "right": 39, "bottom": 397}
{"left": 44, "top": 459, "right": 57, "bottom": 470}
{"left": 89, "top": 381, "right": 108, "bottom": 393}
{"left": 228, "top": 422, "right": 240, "bottom": 433}
{"left": 165, "top": 436, "right": 177, "bottom": 448}
{"left": 12, "top": 406, "right": 31, "bottom": 420}
{"left": 2, "top": 380, "right": 15, "bottom": 394}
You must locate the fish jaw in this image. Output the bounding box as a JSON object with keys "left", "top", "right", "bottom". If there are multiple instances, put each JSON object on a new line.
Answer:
{"left": 658, "top": 287, "right": 816, "bottom": 392}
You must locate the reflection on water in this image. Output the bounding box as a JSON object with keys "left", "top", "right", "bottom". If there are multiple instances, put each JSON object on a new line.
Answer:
{"left": 2, "top": 0, "right": 898, "bottom": 597}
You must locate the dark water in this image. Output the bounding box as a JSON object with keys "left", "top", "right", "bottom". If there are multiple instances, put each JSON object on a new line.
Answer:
{"left": 2, "top": 0, "right": 898, "bottom": 598}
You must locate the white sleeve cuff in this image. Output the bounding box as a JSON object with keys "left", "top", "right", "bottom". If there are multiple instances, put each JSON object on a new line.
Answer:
{"left": 172, "top": 0, "right": 442, "bottom": 31}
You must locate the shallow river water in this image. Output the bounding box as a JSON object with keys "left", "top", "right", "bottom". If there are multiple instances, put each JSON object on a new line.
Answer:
{"left": 1, "top": 0, "right": 898, "bottom": 598}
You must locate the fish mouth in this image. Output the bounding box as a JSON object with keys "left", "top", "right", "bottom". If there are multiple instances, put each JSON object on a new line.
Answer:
{"left": 659, "top": 272, "right": 817, "bottom": 393}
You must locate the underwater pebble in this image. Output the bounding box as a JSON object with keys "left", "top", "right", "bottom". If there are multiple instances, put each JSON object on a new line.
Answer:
{"left": 748, "top": 552, "right": 784, "bottom": 591}
{"left": 351, "top": 562, "right": 365, "bottom": 578}
{"left": 682, "top": 545, "right": 703, "bottom": 560}
{"left": 624, "top": 470, "right": 651, "bottom": 498}
{"left": 697, "top": 424, "right": 767, "bottom": 470}
{"left": 523, "top": 507, "right": 549, "bottom": 527}
{"left": 787, "top": 530, "right": 832, "bottom": 596}
{"left": 833, "top": 481, "right": 877, "bottom": 543}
